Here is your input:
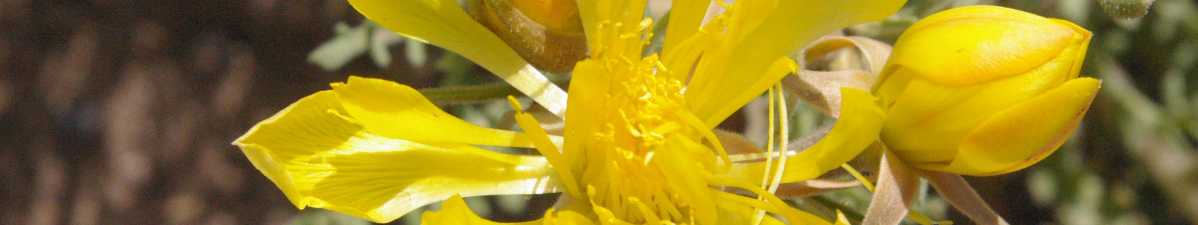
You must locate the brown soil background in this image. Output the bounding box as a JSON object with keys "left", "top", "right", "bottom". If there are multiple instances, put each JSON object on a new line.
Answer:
{"left": 0, "top": 0, "right": 450, "bottom": 224}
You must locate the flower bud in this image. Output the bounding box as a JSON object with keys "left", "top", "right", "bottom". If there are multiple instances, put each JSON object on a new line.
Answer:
{"left": 872, "top": 6, "right": 1100, "bottom": 176}
{"left": 468, "top": 0, "right": 588, "bottom": 73}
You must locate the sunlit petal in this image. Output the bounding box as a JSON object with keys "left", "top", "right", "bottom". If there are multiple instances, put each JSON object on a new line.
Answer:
{"left": 347, "top": 0, "right": 568, "bottom": 117}
{"left": 660, "top": 136, "right": 718, "bottom": 224}
{"left": 881, "top": 38, "right": 1084, "bottom": 162}
{"left": 700, "top": 57, "right": 797, "bottom": 127}
{"left": 662, "top": 0, "right": 712, "bottom": 53}
{"left": 685, "top": 0, "right": 907, "bottom": 124}
{"left": 783, "top": 88, "right": 885, "bottom": 182}
{"left": 510, "top": 97, "right": 584, "bottom": 198}
{"left": 541, "top": 208, "right": 598, "bottom": 225}
{"left": 936, "top": 78, "right": 1100, "bottom": 175}
{"left": 562, "top": 60, "right": 609, "bottom": 167}
{"left": 873, "top": 5, "right": 1095, "bottom": 178}
{"left": 233, "top": 91, "right": 561, "bottom": 223}
{"left": 421, "top": 194, "right": 541, "bottom": 225}
{"left": 724, "top": 88, "right": 885, "bottom": 183}
{"left": 890, "top": 6, "right": 1076, "bottom": 85}
{"left": 333, "top": 76, "right": 535, "bottom": 148}
{"left": 660, "top": 28, "right": 715, "bottom": 82}
{"left": 713, "top": 202, "right": 794, "bottom": 225}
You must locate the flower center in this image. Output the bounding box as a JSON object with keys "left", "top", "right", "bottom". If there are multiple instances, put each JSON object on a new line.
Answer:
{"left": 580, "top": 54, "right": 708, "bottom": 223}
{"left": 511, "top": 11, "right": 737, "bottom": 223}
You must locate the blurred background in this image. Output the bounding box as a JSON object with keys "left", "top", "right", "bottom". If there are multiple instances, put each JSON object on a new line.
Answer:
{"left": 1, "top": 0, "right": 1195, "bottom": 224}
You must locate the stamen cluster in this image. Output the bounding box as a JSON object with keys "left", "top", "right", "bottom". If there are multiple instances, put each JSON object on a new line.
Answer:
{"left": 582, "top": 55, "right": 701, "bottom": 223}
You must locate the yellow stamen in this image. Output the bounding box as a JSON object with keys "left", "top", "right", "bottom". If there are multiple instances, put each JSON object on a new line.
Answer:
{"left": 754, "top": 84, "right": 791, "bottom": 224}
{"left": 841, "top": 164, "right": 876, "bottom": 191}
{"left": 772, "top": 84, "right": 790, "bottom": 194}
{"left": 508, "top": 96, "right": 584, "bottom": 198}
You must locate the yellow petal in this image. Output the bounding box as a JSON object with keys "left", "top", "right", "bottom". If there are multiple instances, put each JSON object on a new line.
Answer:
{"left": 421, "top": 195, "right": 541, "bottom": 225}
{"left": 542, "top": 208, "right": 598, "bottom": 225}
{"left": 712, "top": 190, "right": 835, "bottom": 225}
{"left": 510, "top": 97, "right": 584, "bottom": 199}
{"left": 877, "top": 75, "right": 996, "bottom": 162}
{"left": 562, "top": 60, "right": 610, "bottom": 166}
{"left": 347, "top": 0, "right": 568, "bottom": 117}
{"left": 659, "top": 136, "right": 718, "bottom": 224}
{"left": 233, "top": 91, "right": 561, "bottom": 223}
{"left": 1051, "top": 18, "right": 1094, "bottom": 81}
{"left": 889, "top": 5, "right": 1077, "bottom": 86}
{"left": 833, "top": 210, "right": 852, "bottom": 225}
{"left": 685, "top": 0, "right": 906, "bottom": 124}
{"left": 700, "top": 57, "right": 797, "bottom": 127}
{"left": 933, "top": 78, "right": 1100, "bottom": 175}
{"left": 662, "top": 0, "right": 712, "bottom": 53}
{"left": 713, "top": 202, "right": 801, "bottom": 225}
{"left": 333, "top": 76, "right": 535, "bottom": 148}
{"left": 574, "top": 0, "right": 599, "bottom": 43}
{"left": 782, "top": 88, "right": 886, "bottom": 182}
{"left": 871, "top": 66, "right": 914, "bottom": 108}
{"left": 881, "top": 38, "right": 1084, "bottom": 161}
{"left": 723, "top": 88, "right": 885, "bottom": 183}
{"left": 661, "top": 27, "right": 715, "bottom": 82}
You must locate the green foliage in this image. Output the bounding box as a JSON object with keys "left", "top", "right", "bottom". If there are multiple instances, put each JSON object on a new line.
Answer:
{"left": 307, "top": 21, "right": 423, "bottom": 71}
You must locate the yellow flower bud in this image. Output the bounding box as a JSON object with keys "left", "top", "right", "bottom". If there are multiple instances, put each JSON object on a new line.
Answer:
{"left": 872, "top": 5, "right": 1100, "bottom": 176}
{"left": 468, "top": 0, "right": 587, "bottom": 73}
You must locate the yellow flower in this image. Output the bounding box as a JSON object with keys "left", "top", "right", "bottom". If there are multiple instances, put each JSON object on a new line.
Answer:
{"left": 871, "top": 5, "right": 1101, "bottom": 176}
{"left": 234, "top": 0, "right": 904, "bottom": 224}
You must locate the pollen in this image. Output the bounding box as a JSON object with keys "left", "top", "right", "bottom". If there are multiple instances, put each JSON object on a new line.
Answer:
{"left": 556, "top": 11, "right": 736, "bottom": 223}
{"left": 584, "top": 55, "right": 699, "bottom": 221}
{"left": 576, "top": 21, "right": 717, "bottom": 223}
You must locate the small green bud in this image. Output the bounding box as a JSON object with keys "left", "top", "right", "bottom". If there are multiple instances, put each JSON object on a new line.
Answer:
{"left": 1100, "top": 0, "right": 1155, "bottom": 20}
